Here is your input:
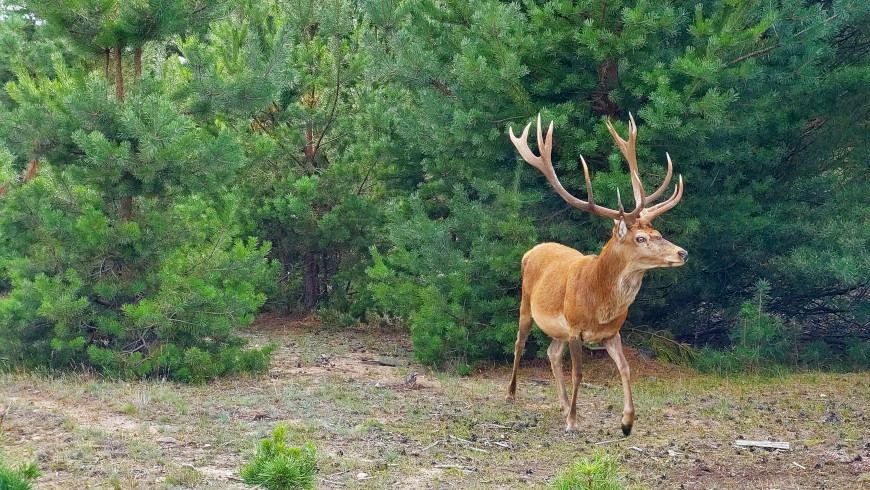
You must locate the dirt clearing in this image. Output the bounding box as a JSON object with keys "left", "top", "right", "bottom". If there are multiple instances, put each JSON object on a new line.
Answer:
{"left": 1, "top": 315, "right": 868, "bottom": 488}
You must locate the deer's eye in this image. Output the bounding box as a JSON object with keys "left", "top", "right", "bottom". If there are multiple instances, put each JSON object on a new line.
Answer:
{"left": 636, "top": 236, "right": 647, "bottom": 243}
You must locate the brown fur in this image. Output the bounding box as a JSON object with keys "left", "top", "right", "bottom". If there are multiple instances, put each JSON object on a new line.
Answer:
{"left": 508, "top": 222, "right": 686, "bottom": 433}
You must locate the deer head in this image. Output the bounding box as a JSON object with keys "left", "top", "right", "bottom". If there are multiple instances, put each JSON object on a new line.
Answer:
{"left": 510, "top": 114, "right": 687, "bottom": 269}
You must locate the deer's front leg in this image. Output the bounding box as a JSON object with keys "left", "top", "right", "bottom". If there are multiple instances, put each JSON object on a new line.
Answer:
{"left": 601, "top": 333, "right": 635, "bottom": 436}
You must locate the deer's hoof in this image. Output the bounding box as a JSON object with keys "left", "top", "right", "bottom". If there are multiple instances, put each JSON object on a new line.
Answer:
{"left": 621, "top": 424, "right": 633, "bottom": 437}
{"left": 565, "top": 417, "right": 578, "bottom": 432}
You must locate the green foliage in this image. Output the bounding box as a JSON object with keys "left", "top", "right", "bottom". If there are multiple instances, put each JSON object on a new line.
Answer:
{"left": 0, "top": 176, "right": 278, "bottom": 380}
{"left": 362, "top": 0, "right": 870, "bottom": 368}
{"left": 731, "top": 281, "right": 794, "bottom": 369}
{"left": 25, "top": 0, "right": 221, "bottom": 53}
{"left": 0, "top": 4, "right": 73, "bottom": 109}
{"left": 241, "top": 423, "right": 318, "bottom": 490}
{"left": 0, "top": 451, "right": 40, "bottom": 490}
{"left": 1, "top": 0, "right": 868, "bottom": 375}
{"left": 549, "top": 450, "right": 629, "bottom": 490}
{"left": 368, "top": 169, "right": 537, "bottom": 367}
{"left": 693, "top": 280, "right": 795, "bottom": 375}
{"left": 0, "top": 3, "right": 277, "bottom": 381}
{"left": 181, "top": 0, "right": 391, "bottom": 313}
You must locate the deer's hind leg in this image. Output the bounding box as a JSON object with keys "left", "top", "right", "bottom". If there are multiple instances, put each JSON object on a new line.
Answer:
{"left": 507, "top": 295, "right": 533, "bottom": 400}
{"left": 547, "top": 339, "right": 569, "bottom": 414}
{"left": 565, "top": 338, "right": 584, "bottom": 431}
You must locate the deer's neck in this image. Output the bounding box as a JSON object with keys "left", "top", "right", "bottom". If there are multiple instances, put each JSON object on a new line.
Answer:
{"left": 587, "top": 241, "right": 646, "bottom": 324}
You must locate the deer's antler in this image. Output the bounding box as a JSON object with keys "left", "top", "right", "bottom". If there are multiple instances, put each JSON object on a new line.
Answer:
{"left": 510, "top": 114, "right": 623, "bottom": 221}
{"left": 510, "top": 114, "right": 683, "bottom": 225}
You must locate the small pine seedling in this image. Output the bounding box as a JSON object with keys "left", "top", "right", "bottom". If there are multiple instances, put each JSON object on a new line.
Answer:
{"left": 240, "top": 423, "right": 317, "bottom": 489}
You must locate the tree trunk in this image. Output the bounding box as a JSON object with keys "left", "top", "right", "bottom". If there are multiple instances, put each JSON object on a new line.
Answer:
{"left": 303, "top": 250, "right": 320, "bottom": 310}
{"left": 592, "top": 58, "right": 621, "bottom": 118}
{"left": 114, "top": 45, "right": 124, "bottom": 102}
{"left": 304, "top": 122, "right": 316, "bottom": 175}
{"left": 120, "top": 194, "right": 133, "bottom": 222}
{"left": 133, "top": 46, "right": 142, "bottom": 80}
{"left": 114, "top": 45, "right": 133, "bottom": 222}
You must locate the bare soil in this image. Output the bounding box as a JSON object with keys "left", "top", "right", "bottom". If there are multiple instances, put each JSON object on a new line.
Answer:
{"left": 1, "top": 314, "right": 868, "bottom": 489}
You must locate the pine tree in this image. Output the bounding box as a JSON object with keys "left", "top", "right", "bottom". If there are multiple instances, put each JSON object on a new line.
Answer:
{"left": 182, "top": 0, "right": 391, "bottom": 314}
{"left": 363, "top": 0, "right": 544, "bottom": 366}
{"left": 0, "top": 1, "right": 276, "bottom": 380}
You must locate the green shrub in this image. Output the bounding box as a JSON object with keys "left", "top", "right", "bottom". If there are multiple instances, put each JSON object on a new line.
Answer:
{"left": 550, "top": 450, "right": 629, "bottom": 490}
{"left": 241, "top": 423, "right": 317, "bottom": 490}
{"left": 0, "top": 456, "right": 40, "bottom": 490}
{"left": 0, "top": 174, "right": 277, "bottom": 381}
{"left": 368, "top": 173, "right": 537, "bottom": 368}
{"left": 846, "top": 337, "right": 870, "bottom": 368}
{"left": 693, "top": 280, "right": 796, "bottom": 376}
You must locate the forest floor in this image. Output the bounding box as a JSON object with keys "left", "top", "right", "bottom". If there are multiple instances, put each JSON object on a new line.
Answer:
{"left": 1, "top": 315, "right": 869, "bottom": 489}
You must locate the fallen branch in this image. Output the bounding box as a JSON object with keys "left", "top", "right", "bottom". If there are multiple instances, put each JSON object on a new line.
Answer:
{"left": 433, "top": 463, "right": 474, "bottom": 472}
{"left": 318, "top": 477, "right": 346, "bottom": 486}
{"left": 449, "top": 434, "right": 473, "bottom": 444}
{"left": 360, "top": 357, "right": 398, "bottom": 367}
{"left": 792, "top": 461, "right": 806, "bottom": 469}
{"left": 734, "top": 439, "right": 791, "bottom": 450}
{"left": 421, "top": 440, "right": 442, "bottom": 451}
{"left": 595, "top": 437, "right": 627, "bottom": 445}
{"left": 449, "top": 434, "right": 489, "bottom": 453}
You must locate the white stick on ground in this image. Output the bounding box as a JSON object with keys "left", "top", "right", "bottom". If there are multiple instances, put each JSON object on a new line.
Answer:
{"left": 733, "top": 440, "right": 791, "bottom": 450}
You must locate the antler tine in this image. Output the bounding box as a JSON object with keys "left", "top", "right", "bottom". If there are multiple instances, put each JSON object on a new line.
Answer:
{"left": 510, "top": 116, "right": 622, "bottom": 221}
{"left": 580, "top": 155, "right": 594, "bottom": 205}
{"left": 537, "top": 113, "right": 553, "bottom": 164}
{"left": 640, "top": 174, "right": 684, "bottom": 221}
{"left": 645, "top": 152, "right": 674, "bottom": 203}
{"left": 605, "top": 114, "right": 646, "bottom": 219}
{"left": 509, "top": 122, "right": 543, "bottom": 169}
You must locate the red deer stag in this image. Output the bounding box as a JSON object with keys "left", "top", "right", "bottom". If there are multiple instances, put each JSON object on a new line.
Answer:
{"left": 507, "top": 114, "right": 687, "bottom": 435}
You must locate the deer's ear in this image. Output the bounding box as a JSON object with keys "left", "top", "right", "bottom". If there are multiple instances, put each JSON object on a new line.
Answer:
{"left": 615, "top": 218, "right": 628, "bottom": 239}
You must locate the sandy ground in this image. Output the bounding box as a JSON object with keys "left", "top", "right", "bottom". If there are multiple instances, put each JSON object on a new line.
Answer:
{"left": 1, "top": 314, "right": 868, "bottom": 488}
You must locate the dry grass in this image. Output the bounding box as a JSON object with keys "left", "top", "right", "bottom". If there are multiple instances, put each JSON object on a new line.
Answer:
{"left": 1, "top": 314, "right": 868, "bottom": 489}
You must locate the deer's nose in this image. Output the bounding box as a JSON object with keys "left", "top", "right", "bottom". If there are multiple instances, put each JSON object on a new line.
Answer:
{"left": 678, "top": 250, "right": 688, "bottom": 262}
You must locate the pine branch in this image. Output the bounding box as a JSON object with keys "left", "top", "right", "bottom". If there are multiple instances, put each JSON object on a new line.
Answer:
{"left": 263, "top": 30, "right": 291, "bottom": 78}
{"left": 725, "top": 45, "right": 779, "bottom": 67}
{"left": 314, "top": 34, "right": 343, "bottom": 163}
{"left": 431, "top": 80, "right": 455, "bottom": 97}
